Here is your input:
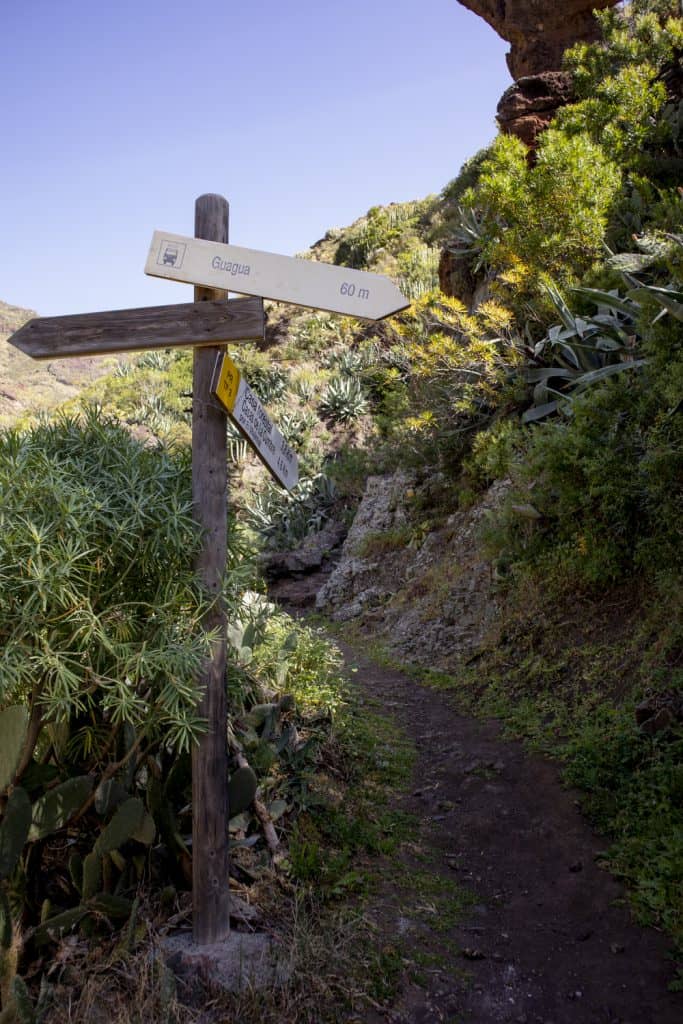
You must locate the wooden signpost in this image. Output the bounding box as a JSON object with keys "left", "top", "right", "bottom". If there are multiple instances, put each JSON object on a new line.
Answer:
{"left": 7, "top": 194, "right": 407, "bottom": 948}
{"left": 212, "top": 353, "right": 299, "bottom": 491}
{"left": 145, "top": 230, "right": 410, "bottom": 320}
{"left": 8, "top": 297, "right": 264, "bottom": 359}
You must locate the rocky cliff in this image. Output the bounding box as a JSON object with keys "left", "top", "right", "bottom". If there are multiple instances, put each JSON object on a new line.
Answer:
{"left": 457, "top": 0, "right": 620, "bottom": 78}
{"left": 457, "top": 1, "right": 620, "bottom": 148}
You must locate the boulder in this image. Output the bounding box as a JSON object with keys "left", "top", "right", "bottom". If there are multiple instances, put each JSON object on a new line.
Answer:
{"left": 497, "top": 70, "right": 574, "bottom": 149}
{"left": 262, "top": 520, "right": 347, "bottom": 579}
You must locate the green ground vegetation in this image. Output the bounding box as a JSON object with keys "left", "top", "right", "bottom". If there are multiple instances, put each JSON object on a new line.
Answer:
{"left": 1, "top": 0, "right": 682, "bottom": 1012}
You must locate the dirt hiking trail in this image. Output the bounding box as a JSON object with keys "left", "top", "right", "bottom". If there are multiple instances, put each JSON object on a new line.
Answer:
{"left": 338, "top": 641, "right": 682, "bottom": 1024}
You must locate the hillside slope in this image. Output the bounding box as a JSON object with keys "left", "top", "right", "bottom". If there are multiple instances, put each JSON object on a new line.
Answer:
{"left": 0, "top": 300, "right": 122, "bottom": 427}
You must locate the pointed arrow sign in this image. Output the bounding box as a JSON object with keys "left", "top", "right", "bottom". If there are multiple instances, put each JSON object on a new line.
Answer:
{"left": 7, "top": 296, "right": 265, "bottom": 360}
{"left": 145, "top": 231, "right": 410, "bottom": 321}
{"left": 212, "top": 352, "right": 299, "bottom": 491}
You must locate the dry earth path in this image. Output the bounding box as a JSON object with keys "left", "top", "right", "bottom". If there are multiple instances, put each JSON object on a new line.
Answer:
{"left": 337, "top": 640, "right": 682, "bottom": 1024}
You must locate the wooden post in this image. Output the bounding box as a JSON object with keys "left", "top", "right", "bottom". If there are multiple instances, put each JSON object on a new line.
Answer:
{"left": 191, "top": 193, "right": 231, "bottom": 945}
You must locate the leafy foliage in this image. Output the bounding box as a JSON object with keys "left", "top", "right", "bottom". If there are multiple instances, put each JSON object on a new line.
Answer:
{"left": 385, "top": 292, "right": 523, "bottom": 470}
{"left": 334, "top": 200, "right": 437, "bottom": 271}
{"left": 0, "top": 409, "right": 212, "bottom": 748}
{"left": 459, "top": 131, "right": 621, "bottom": 307}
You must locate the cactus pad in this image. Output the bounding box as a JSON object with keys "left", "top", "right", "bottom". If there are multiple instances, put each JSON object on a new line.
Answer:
{"left": 0, "top": 707, "right": 29, "bottom": 793}
{"left": 81, "top": 852, "right": 102, "bottom": 901}
{"left": 11, "top": 975, "right": 34, "bottom": 1024}
{"left": 94, "top": 797, "right": 145, "bottom": 855}
{"left": 94, "top": 779, "right": 128, "bottom": 817}
{"left": 32, "top": 907, "right": 87, "bottom": 947}
{"left": 0, "top": 787, "right": 31, "bottom": 880}
{"left": 28, "top": 776, "right": 93, "bottom": 842}
{"left": 228, "top": 766, "right": 258, "bottom": 817}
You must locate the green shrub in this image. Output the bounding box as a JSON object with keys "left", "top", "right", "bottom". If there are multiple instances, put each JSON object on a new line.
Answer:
{"left": 383, "top": 292, "right": 523, "bottom": 473}
{"left": 0, "top": 409, "right": 212, "bottom": 747}
{"left": 334, "top": 200, "right": 437, "bottom": 270}
{"left": 396, "top": 244, "right": 441, "bottom": 301}
{"left": 460, "top": 131, "right": 621, "bottom": 309}
{"left": 562, "top": 2, "right": 682, "bottom": 172}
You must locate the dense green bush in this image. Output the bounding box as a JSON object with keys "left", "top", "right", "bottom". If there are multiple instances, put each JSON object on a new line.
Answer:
{"left": 334, "top": 199, "right": 437, "bottom": 270}
{"left": 489, "top": 298, "right": 683, "bottom": 584}
{"left": 383, "top": 292, "right": 524, "bottom": 472}
{"left": 0, "top": 410, "right": 213, "bottom": 749}
{"left": 562, "top": 1, "right": 683, "bottom": 171}
{"left": 459, "top": 131, "right": 621, "bottom": 311}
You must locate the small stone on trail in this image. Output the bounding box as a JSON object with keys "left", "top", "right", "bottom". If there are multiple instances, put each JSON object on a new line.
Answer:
{"left": 461, "top": 947, "right": 486, "bottom": 960}
{"left": 611, "top": 942, "right": 625, "bottom": 954}
{"left": 568, "top": 860, "right": 583, "bottom": 873}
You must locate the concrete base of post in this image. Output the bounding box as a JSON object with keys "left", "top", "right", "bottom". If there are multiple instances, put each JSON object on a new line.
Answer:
{"left": 163, "top": 930, "right": 291, "bottom": 996}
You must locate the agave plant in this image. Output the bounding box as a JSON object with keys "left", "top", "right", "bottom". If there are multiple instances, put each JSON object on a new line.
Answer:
{"left": 245, "top": 473, "right": 336, "bottom": 548}
{"left": 322, "top": 348, "right": 368, "bottom": 376}
{"left": 445, "top": 206, "right": 490, "bottom": 271}
{"left": 521, "top": 282, "right": 647, "bottom": 422}
{"left": 319, "top": 376, "right": 369, "bottom": 423}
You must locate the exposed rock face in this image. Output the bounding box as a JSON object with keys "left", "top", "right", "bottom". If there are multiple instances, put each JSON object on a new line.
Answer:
{"left": 497, "top": 69, "right": 574, "bottom": 149}
{"left": 457, "top": 1, "right": 620, "bottom": 79}
{"left": 316, "top": 471, "right": 509, "bottom": 670}
{"left": 316, "top": 471, "right": 417, "bottom": 623}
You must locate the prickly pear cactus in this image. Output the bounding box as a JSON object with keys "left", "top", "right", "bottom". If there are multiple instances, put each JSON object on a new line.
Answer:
{"left": 68, "top": 853, "right": 83, "bottom": 895}
{"left": 130, "top": 811, "right": 156, "bottom": 846}
{"left": 81, "top": 853, "right": 102, "bottom": 902}
{"left": 94, "top": 779, "right": 128, "bottom": 817}
{"left": 228, "top": 766, "right": 258, "bottom": 817}
{"left": 86, "top": 893, "right": 132, "bottom": 920}
{"left": 0, "top": 708, "right": 29, "bottom": 793}
{"left": 0, "top": 788, "right": 31, "bottom": 880}
{"left": 28, "top": 777, "right": 93, "bottom": 842}
{"left": 31, "top": 907, "right": 87, "bottom": 948}
{"left": 0, "top": 889, "right": 11, "bottom": 950}
{"left": 94, "top": 797, "right": 145, "bottom": 855}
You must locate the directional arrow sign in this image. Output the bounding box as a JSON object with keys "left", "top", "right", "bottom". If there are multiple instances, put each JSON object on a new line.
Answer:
{"left": 7, "top": 296, "right": 265, "bottom": 360}
{"left": 212, "top": 353, "right": 299, "bottom": 491}
{"left": 145, "top": 231, "right": 410, "bottom": 321}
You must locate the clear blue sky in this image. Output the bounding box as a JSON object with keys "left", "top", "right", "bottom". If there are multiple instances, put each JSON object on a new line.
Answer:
{"left": 2, "top": 0, "right": 510, "bottom": 316}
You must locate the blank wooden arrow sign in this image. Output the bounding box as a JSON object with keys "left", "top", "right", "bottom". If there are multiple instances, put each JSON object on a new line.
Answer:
{"left": 145, "top": 231, "right": 410, "bottom": 321}
{"left": 8, "top": 296, "right": 265, "bottom": 360}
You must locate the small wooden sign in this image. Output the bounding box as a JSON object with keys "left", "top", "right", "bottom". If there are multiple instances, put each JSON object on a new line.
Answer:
{"left": 212, "top": 353, "right": 299, "bottom": 491}
{"left": 145, "top": 231, "right": 410, "bottom": 321}
{"left": 7, "top": 296, "right": 265, "bottom": 360}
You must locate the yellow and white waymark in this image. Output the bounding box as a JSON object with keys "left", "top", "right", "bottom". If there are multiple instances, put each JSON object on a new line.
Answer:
{"left": 212, "top": 353, "right": 299, "bottom": 491}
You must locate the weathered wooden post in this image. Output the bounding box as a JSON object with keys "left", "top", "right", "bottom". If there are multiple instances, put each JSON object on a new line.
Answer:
{"left": 7, "top": 192, "right": 408, "bottom": 959}
{"left": 191, "top": 194, "right": 231, "bottom": 945}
